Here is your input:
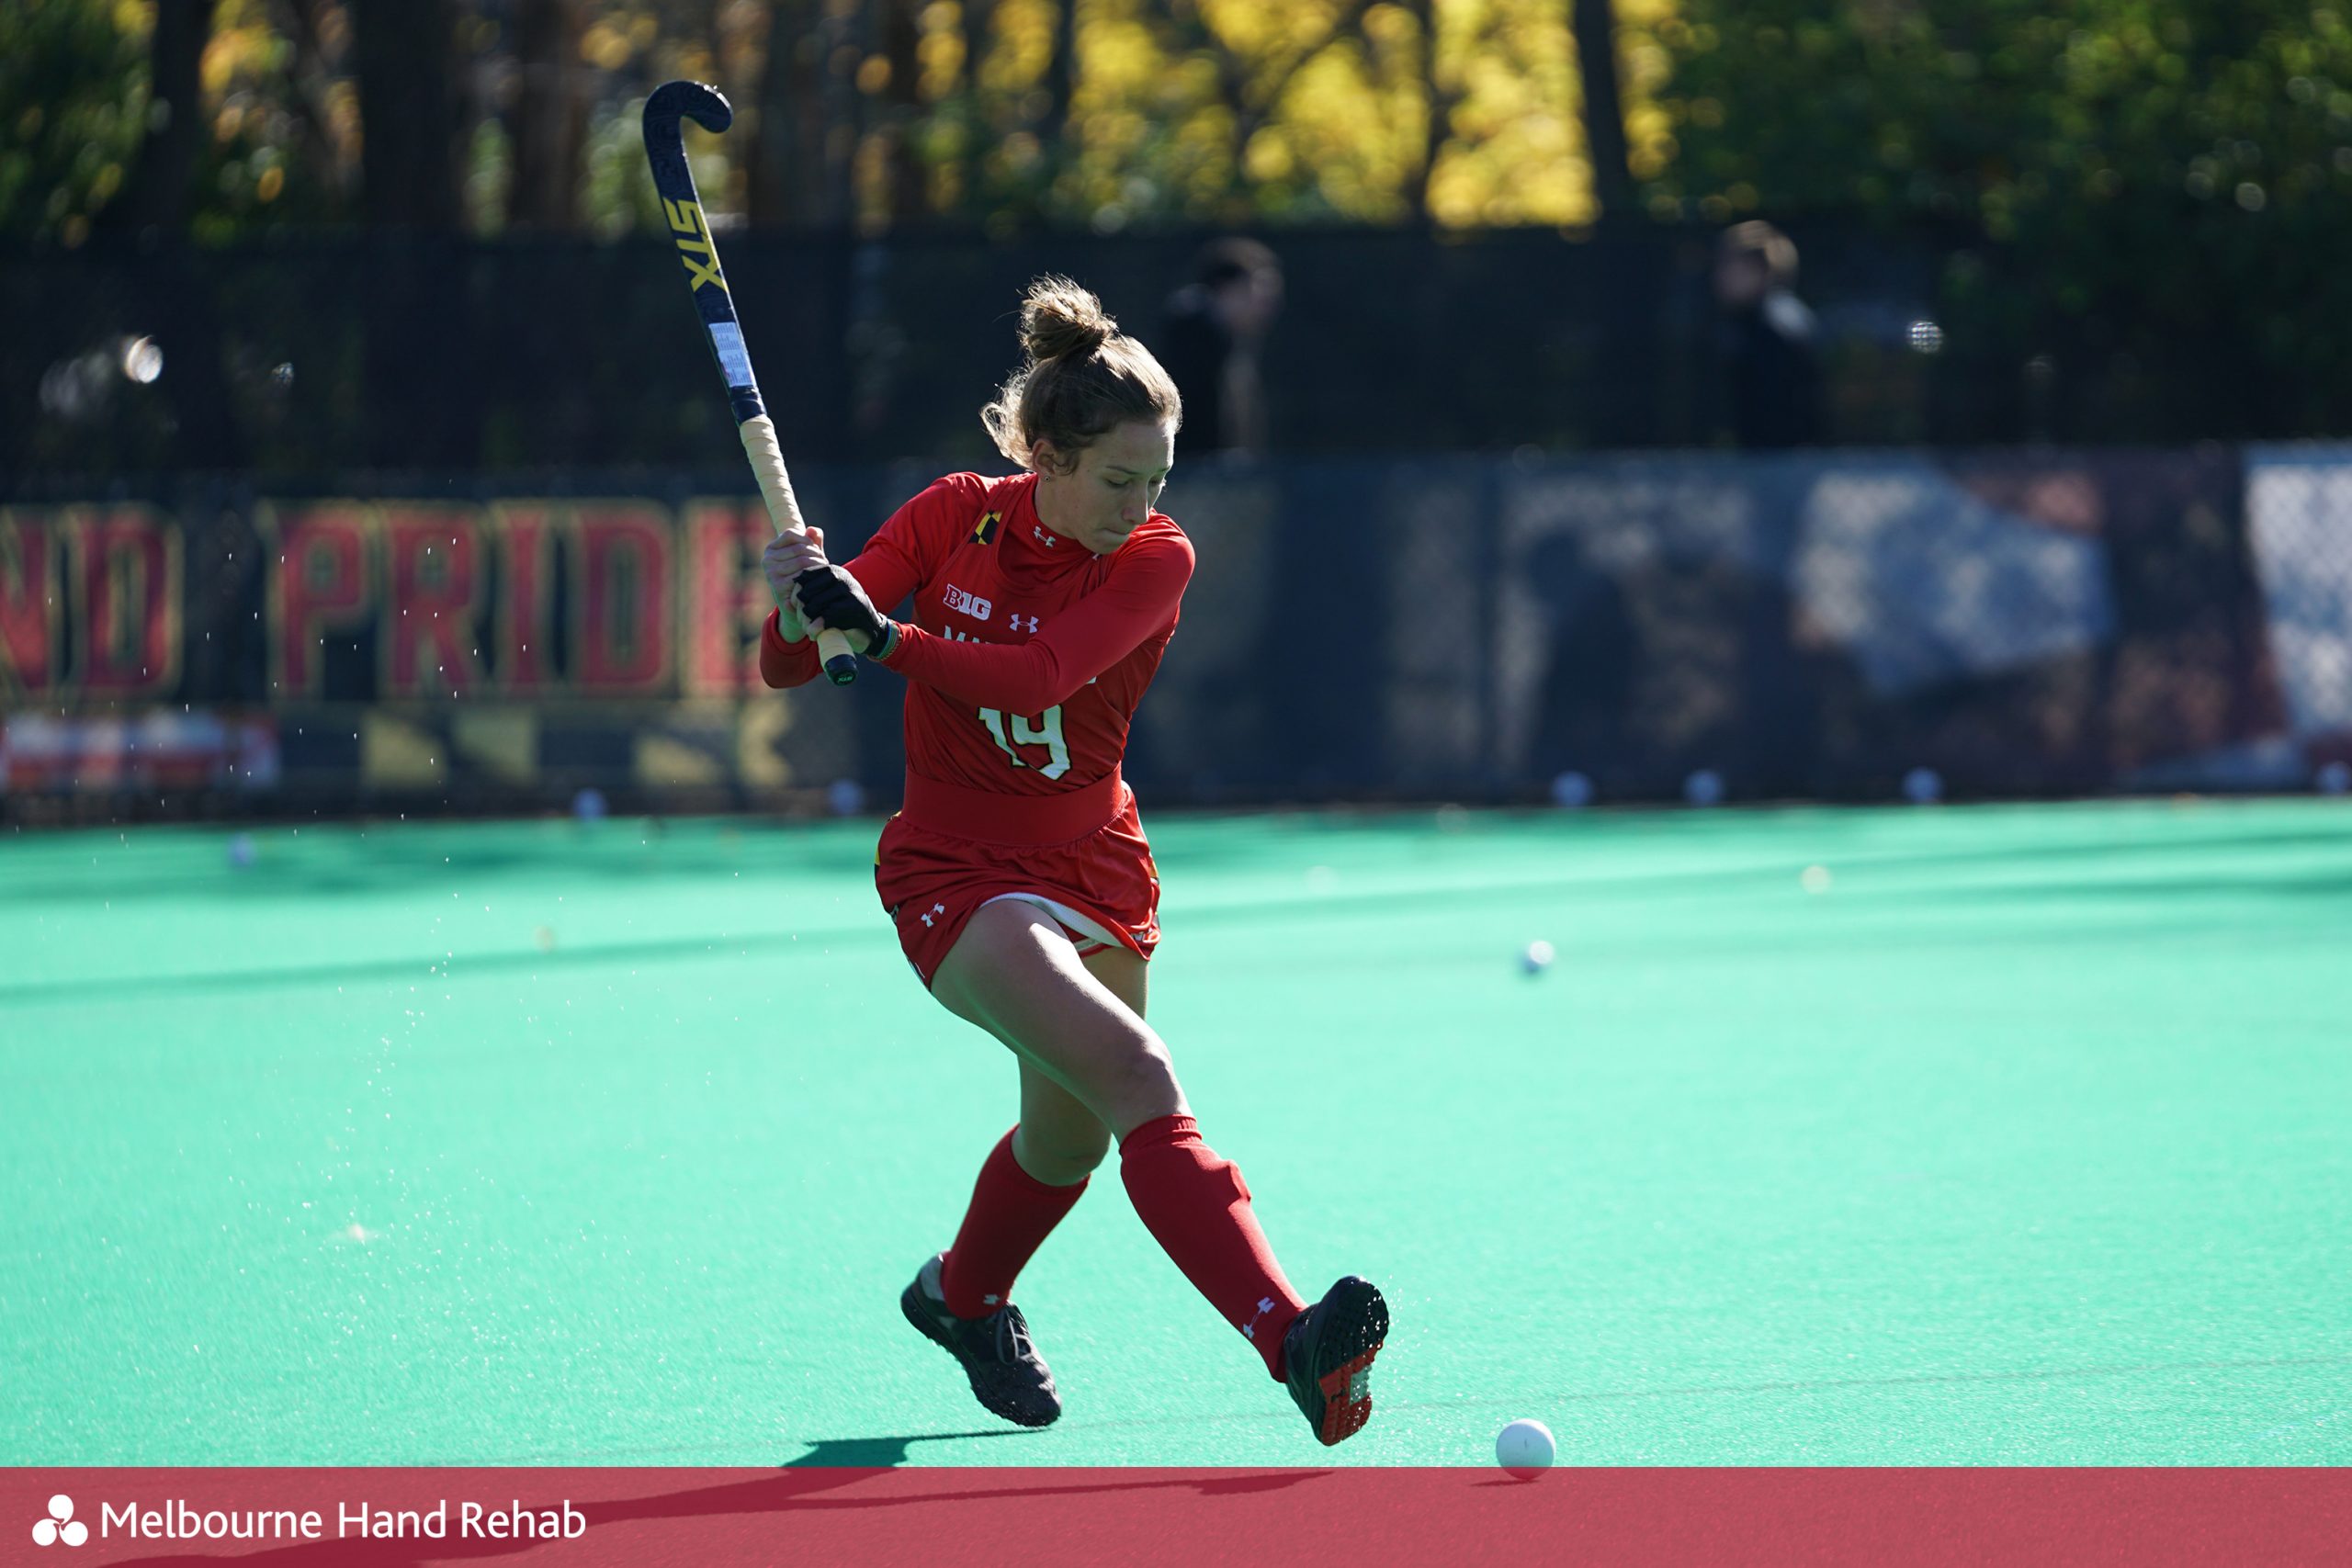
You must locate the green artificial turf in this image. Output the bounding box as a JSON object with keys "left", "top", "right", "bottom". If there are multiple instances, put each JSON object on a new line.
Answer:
{"left": 5, "top": 800, "right": 2348, "bottom": 1466}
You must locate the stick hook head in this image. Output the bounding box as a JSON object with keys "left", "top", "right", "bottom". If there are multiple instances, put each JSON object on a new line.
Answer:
{"left": 644, "top": 80, "right": 732, "bottom": 136}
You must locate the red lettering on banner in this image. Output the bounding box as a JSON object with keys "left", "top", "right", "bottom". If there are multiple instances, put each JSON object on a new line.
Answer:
{"left": 75, "top": 505, "right": 181, "bottom": 697}
{"left": 266, "top": 503, "right": 372, "bottom": 698}
{"left": 0, "top": 510, "right": 59, "bottom": 698}
{"left": 682, "top": 500, "right": 773, "bottom": 697}
{"left": 573, "top": 503, "right": 673, "bottom": 694}
{"left": 383, "top": 506, "right": 486, "bottom": 698}
{"left": 492, "top": 503, "right": 556, "bottom": 694}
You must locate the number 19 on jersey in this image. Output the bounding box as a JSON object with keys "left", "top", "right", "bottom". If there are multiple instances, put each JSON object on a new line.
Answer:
{"left": 978, "top": 705, "right": 1070, "bottom": 780}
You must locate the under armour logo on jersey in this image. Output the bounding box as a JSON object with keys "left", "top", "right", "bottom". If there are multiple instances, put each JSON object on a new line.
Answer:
{"left": 920, "top": 902, "right": 946, "bottom": 928}
{"left": 1010, "top": 614, "right": 1041, "bottom": 634}
{"left": 1031, "top": 523, "right": 1057, "bottom": 547}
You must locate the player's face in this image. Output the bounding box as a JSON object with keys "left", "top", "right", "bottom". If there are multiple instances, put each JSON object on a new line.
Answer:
{"left": 1038, "top": 421, "right": 1174, "bottom": 555}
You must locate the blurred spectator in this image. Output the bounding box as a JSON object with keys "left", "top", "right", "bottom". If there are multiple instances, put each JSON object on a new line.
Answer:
{"left": 1160, "top": 239, "right": 1283, "bottom": 459}
{"left": 1713, "top": 221, "right": 1823, "bottom": 449}
{"left": 1526, "top": 531, "right": 1638, "bottom": 785}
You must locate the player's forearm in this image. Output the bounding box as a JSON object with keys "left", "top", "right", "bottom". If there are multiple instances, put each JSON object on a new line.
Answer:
{"left": 759, "top": 608, "right": 824, "bottom": 689}
{"left": 762, "top": 542, "right": 922, "bottom": 690}
{"left": 877, "top": 625, "right": 1079, "bottom": 713}
{"left": 871, "top": 552, "right": 1187, "bottom": 709}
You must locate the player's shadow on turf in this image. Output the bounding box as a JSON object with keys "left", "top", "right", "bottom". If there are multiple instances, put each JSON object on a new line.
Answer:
{"left": 783, "top": 1430, "right": 1028, "bottom": 1467}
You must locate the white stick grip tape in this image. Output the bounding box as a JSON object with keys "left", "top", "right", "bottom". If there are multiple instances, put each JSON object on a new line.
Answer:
{"left": 740, "top": 414, "right": 809, "bottom": 537}
{"left": 741, "top": 414, "right": 855, "bottom": 679}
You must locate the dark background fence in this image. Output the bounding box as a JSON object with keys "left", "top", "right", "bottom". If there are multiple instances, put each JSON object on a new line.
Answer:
{"left": 15, "top": 6, "right": 2352, "bottom": 824}
{"left": 12, "top": 218, "right": 2330, "bottom": 485}
{"left": 7, "top": 447, "right": 2347, "bottom": 823}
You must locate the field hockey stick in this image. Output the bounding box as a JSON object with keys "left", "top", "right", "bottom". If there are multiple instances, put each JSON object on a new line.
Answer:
{"left": 642, "top": 80, "right": 858, "bottom": 686}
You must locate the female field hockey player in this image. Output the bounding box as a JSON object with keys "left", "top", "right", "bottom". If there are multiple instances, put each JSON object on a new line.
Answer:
{"left": 757, "top": 277, "right": 1388, "bottom": 1446}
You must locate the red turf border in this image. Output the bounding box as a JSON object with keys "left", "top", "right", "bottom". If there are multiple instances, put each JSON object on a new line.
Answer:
{"left": 7, "top": 1466, "right": 2346, "bottom": 1565}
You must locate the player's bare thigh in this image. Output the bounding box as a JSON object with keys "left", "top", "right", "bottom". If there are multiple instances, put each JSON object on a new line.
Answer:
{"left": 1083, "top": 941, "right": 1148, "bottom": 1019}
{"left": 1010, "top": 943, "right": 1148, "bottom": 1185}
{"left": 931, "top": 899, "right": 1187, "bottom": 1144}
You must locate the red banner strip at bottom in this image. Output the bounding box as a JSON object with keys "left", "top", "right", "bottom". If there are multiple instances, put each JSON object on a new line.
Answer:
{"left": 6, "top": 1467, "right": 2346, "bottom": 1566}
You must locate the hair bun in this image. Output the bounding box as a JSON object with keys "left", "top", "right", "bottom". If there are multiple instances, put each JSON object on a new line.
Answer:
{"left": 1019, "top": 275, "right": 1114, "bottom": 363}
{"left": 979, "top": 274, "right": 1180, "bottom": 471}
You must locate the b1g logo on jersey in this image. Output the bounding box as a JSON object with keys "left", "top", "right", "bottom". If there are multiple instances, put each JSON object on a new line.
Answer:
{"left": 943, "top": 583, "right": 993, "bottom": 622}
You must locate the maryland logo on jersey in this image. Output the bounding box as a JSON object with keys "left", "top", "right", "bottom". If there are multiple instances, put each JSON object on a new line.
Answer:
{"left": 972, "top": 510, "right": 1002, "bottom": 545}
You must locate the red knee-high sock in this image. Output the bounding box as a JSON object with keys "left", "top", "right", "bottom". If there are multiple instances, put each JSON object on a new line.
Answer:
{"left": 1119, "top": 1113, "right": 1308, "bottom": 1381}
{"left": 939, "top": 1127, "right": 1088, "bottom": 1320}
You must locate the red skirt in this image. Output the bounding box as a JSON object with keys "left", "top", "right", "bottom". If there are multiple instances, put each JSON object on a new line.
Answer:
{"left": 875, "top": 781, "right": 1161, "bottom": 987}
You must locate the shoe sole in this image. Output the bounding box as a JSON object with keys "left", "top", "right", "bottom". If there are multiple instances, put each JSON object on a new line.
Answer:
{"left": 900, "top": 1280, "right": 1060, "bottom": 1429}
{"left": 1297, "top": 1277, "right": 1389, "bottom": 1446}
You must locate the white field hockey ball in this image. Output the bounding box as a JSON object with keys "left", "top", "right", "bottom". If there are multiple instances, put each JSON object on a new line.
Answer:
{"left": 1498, "top": 1418, "right": 1555, "bottom": 1480}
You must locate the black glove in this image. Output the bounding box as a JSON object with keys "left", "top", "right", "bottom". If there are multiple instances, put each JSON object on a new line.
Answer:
{"left": 794, "top": 565, "right": 891, "bottom": 651}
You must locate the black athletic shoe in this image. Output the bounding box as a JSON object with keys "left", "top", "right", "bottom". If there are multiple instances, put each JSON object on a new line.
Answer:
{"left": 1281, "top": 1276, "right": 1389, "bottom": 1446}
{"left": 899, "top": 1252, "right": 1061, "bottom": 1428}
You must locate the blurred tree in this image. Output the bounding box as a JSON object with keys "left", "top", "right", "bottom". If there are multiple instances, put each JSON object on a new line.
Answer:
{"left": 510, "top": 0, "right": 588, "bottom": 230}
{"left": 823, "top": 3, "right": 867, "bottom": 225}
{"left": 1419, "top": 0, "right": 1581, "bottom": 224}
{"left": 0, "top": 0, "right": 704, "bottom": 245}
{"left": 1648, "top": 1, "right": 2352, "bottom": 436}
{"left": 4, "top": 1, "right": 1686, "bottom": 242}
{"left": 189, "top": 0, "right": 366, "bottom": 237}
{"left": 1397, "top": 0, "right": 1450, "bottom": 220}
{"left": 353, "top": 0, "right": 463, "bottom": 228}
{"left": 1008, "top": 0, "right": 1657, "bottom": 229}
{"left": 746, "top": 0, "right": 828, "bottom": 223}
{"left": 1572, "top": 0, "right": 1632, "bottom": 217}
{"left": 1042, "top": 0, "right": 1076, "bottom": 158}
{"left": 957, "top": 0, "right": 993, "bottom": 207}
{"left": 95, "top": 0, "right": 251, "bottom": 469}
{"left": 279, "top": 0, "right": 364, "bottom": 215}
{"left": 102, "top": 0, "right": 210, "bottom": 232}
{"left": 879, "top": 0, "right": 925, "bottom": 221}
{"left": 0, "top": 0, "right": 153, "bottom": 242}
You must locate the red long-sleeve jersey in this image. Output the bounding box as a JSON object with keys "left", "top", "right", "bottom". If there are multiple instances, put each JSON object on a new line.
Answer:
{"left": 760, "top": 471, "right": 1193, "bottom": 841}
